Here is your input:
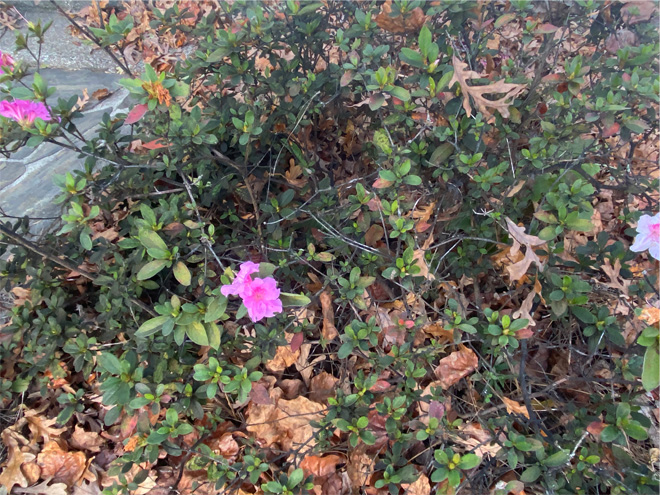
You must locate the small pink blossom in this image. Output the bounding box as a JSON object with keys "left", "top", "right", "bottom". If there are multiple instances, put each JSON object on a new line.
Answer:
{"left": 220, "top": 261, "right": 282, "bottom": 322}
{"left": 0, "top": 50, "right": 14, "bottom": 71}
{"left": 220, "top": 261, "right": 260, "bottom": 297}
{"left": 630, "top": 213, "right": 660, "bottom": 261}
{"left": 0, "top": 99, "right": 51, "bottom": 127}
{"left": 241, "top": 276, "right": 282, "bottom": 322}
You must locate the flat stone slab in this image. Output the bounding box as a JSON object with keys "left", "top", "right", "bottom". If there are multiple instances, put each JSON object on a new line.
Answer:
{"left": 0, "top": 70, "right": 131, "bottom": 236}
{"left": 0, "top": 2, "right": 118, "bottom": 72}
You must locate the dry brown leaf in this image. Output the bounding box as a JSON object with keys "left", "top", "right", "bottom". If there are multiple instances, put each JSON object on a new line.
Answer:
{"left": 412, "top": 249, "right": 435, "bottom": 280}
{"left": 502, "top": 396, "right": 530, "bottom": 419}
{"left": 621, "top": 0, "right": 657, "bottom": 24}
{"left": 24, "top": 410, "right": 67, "bottom": 446}
{"left": 364, "top": 224, "right": 384, "bottom": 247}
{"left": 10, "top": 286, "right": 31, "bottom": 306}
{"left": 72, "top": 479, "right": 103, "bottom": 495}
{"left": 453, "top": 423, "right": 502, "bottom": 458}
{"left": 36, "top": 441, "right": 87, "bottom": 486}
{"left": 74, "top": 88, "right": 90, "bottom": 112}
{"left": 504, "top": 218, "right": 547, "bottom": 282}
{"left": 600, "top": 258, "right": 631, "bottom": 297}
{"left": 374, "top": 0, "right": 426, "bottom": 33}
{"left": 640, "top": 306, "right": 660, "bottom": 327}
{"left": 0, "top": 429, "right": 36, "bottom": 493}
{"left": 300, "top": 454, "right": 344, "bottom": 478}
{"left": 265, "top": 332, "right": 300, "bottom": 373}
{"left": 69, "top": 426, "right": 104, "bottom": 453}
{"left": 320, "top": 290, "right": 338, "bottom": 341}
{"left": 15, "top": 480, "right": 68, "bottom": 495}
{"left": 309, "top": 371, "right": 339, "bottom": 404}
{"left": 401, "top": 473, "right": 431, "bottom": 495}
{"left": 346, "top": 445, "right": 374, "bottom": 495}
{"left": 512, "top": 278, "right": 544, "bottom": 328}
{"left": 246, "top": 388, "right": 324, "bottom": 455}
{"left": 448, "top": 55, "right": 527, "bottom": 123}
{"left": 434, "top": 346, "right": 478, "bottom": 389}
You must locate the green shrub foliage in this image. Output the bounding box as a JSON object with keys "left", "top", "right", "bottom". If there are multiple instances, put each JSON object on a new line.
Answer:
{"left": 0, "top": 1, "right": 658, "bottom": 494}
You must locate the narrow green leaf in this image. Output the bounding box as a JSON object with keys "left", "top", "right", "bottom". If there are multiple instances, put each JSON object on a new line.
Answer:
{"left": 187, "top": 321, "right": 209, "bottom": 346}
{"left": 139, "top": 230, "right": 168, "bottom": 251}
{"left": 173, "top": 261, "right": 191, "bottom": 286}
{"left": 98, "top": 353, "right": 123, "bottom": 375}
{"left": 543, "top": 450, "right": 570, "bottom": 467}
{"left": 642, "top": 346, "right": 660, "bottom": 392}
{"left": 136, "top": 316, "right": 170, "bottom": 338}
{"left": 137, "top": 259, "right": 168, "bottom": 280}
{"left": 280, "top": 292, "right": 311, "bottom": 307}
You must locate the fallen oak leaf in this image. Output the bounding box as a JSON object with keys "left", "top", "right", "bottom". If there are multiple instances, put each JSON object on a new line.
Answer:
{"left": 69, "top": 426, "right": 104, "bottom": 453}
{"left": 434, "top": 346, "right": 479, "bottom": 389}
{"left": 14, "top": 480, "right": 68, "bottom": 495}
{"left": 501, "top": 396, "right": 530, "bottom": 419}
{"left": 24, "top": 409, "right": 67, "bottom": 446}
{"left": 36, "top": 441, "right": 87, "bottom": 486}
{"left": 300, "top": 454, "right": 344, "bottom": 478}
{"left": 0, "top": 429, "right": 36, "bottom": 493}
{"left": 504, "top": 217, "right": 547, "bottom": 283}
{"left": 448, "top": 55, "right": 527, "bottom": 123}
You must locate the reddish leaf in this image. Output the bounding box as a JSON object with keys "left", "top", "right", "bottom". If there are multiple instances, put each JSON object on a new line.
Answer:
{"left": 290, "top": 331, "right": 304, "bottom": 352}
{"left": 125, "top": 103, "right": 148, "bottom": 125}
{"left": 602, "top": 122, "right": 620, "bottom": 138}
{"left": 142, "top": 139, "right": 170, "bottom": 150}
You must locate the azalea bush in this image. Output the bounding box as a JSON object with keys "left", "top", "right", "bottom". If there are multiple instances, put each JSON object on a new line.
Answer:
{"left": 0, "top": 1, "right": 658, "bottom": 495}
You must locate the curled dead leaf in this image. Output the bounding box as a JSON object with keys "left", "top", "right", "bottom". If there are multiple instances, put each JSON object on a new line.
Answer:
{"left": 36, "top": 441, "right": 87, "bottom": 486}
{"left": 449, "top": 55, "right": 527, "bottom": 123}
{"left": 501, "top": 396, "right": 530, "bottom": 419}
{"left": 434, "top": 346, "right": 478, "bottom": 389}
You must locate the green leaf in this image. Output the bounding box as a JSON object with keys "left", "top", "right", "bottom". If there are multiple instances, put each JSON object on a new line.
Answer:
{"left": 571, "top": 306, "right": 596, "bottom": 324}
{"left": 136, "top": 316, "right": 170, "bottom": 338}
{"left": 623, "top": 421, "right": 648, "bottom": 441}
{"left": 98, "top": 353, "right": 124, "bottom": 375}
{"left": 139, "top": 230, "right": 168, "bottom": 252}
{"left": 80, "top": 231, "right": 92, "bottom": 250}
{"left": 287, "top": 468, "right": 304, "bottom": 488}
{"left": 137, "top": 259, "right": 169, "bottom": 280}
{"left": 418, "top": 25, "right": 432, "bottom": 58}
{"left": 520, "top": 465, "right": 541, "bottom": 483}
{"left": 205, "top": 296, "right": 228, "bottom": 322}
{"left": 429, "top": 143, "right": 454, "bottom": 165}
{"left": 642, "top": 346, "right": 660, "bottom": 392}
{"left": 206, "top": 322, "right": 222, "bottom": 350}
{"left": 373, "top": 129, "right": 392, "bottom": 155}
{"left": 543, "top": 450, "right": 570, "bottom": 467}
{"left": 624, "top": 119, "right": 649, "bottom": 133}
{"left": 400, "top": 47, "right": 424, "bottom": 68}
{"left": 565, "top": 217, "right": 593, "bottom": 232}
{"left": 257, "top": 262, "right": 277, "bottom": 277}
{"left": 173, "top": 261, "right": 191, "bottom": 286}
{"left": 280, "top": 292, "right": 311, "bottom": 307}
{"left": 186, "top": 321, "right": 209, "bottom": 346}
{"left": 388, "top": 85, "right": 410, "bottom": 102}
{"left": 457, "top": 453, "right": 481, "bottom": 470}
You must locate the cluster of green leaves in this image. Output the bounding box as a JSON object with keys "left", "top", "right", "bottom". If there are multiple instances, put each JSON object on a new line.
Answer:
{"left": 0, "top": 1, "right": 658, "bottom": 494}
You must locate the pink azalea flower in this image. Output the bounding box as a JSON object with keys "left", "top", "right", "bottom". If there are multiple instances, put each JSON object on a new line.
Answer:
{"left": 220, "top": 261, "right": 260, "bottom": 297}
{"left": 630, "top": 212, "right": 660, "bottom": 261}
{"left": 0, "top": 50, "right": 14, "bottom": 71}
{"left": 0, "top": 99, "right": 51, "bottom": 127}
{"left": 241, "top": 276, "right": 282, "bottom": 322}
